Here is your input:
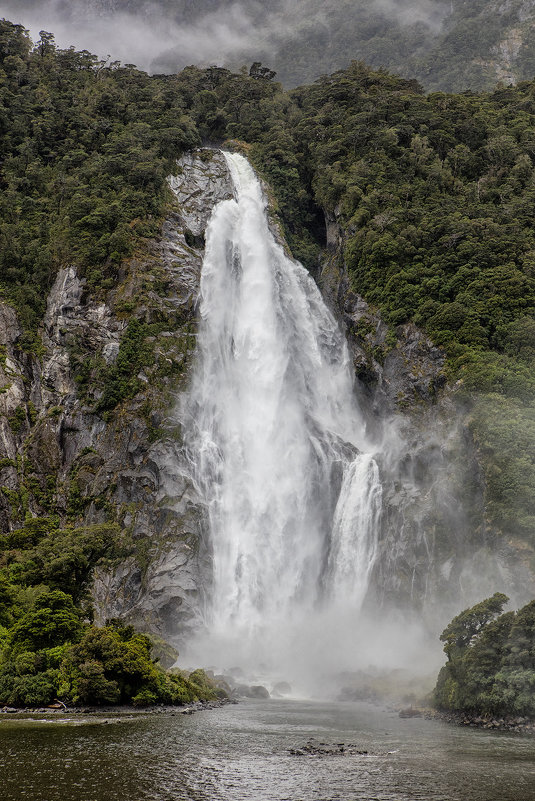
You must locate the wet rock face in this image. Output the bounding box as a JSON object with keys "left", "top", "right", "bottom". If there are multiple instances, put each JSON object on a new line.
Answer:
{"left": 91, "top": 150, "right": 234, "bottom": 643}
{"left": 168, "top": 150, "right": 233, "bottom": 237}
{"left": 319, "top": 226, "right": 535, "bottom": 619}
{"left": 340, "top": 289, "right": 446, "bottom": 413}
{"left": 0, "top": 148, "right": 234, "bottom": 647}
{"left": 42, "top": 266, "right": 123, "bottom": 399}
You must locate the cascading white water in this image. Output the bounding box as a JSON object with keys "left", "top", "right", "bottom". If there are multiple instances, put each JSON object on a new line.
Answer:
{"left": 183, "top": 152, "right": 382, "bottom": 676}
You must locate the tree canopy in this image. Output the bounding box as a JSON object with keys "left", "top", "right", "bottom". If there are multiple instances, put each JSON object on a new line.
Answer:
{"left": 434, "top": 594, "right": 535, "bottom": 717}
{"left": 0, "top": 516, "right": 222, "bottom": 706}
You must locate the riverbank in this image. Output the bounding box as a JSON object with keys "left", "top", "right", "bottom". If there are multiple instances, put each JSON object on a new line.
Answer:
{"left": 4, "top": 695, "right": 534, "bottom": 736}
{"left": 398, "top": 706, "right": 535, "bottom": 734}
{"left": 0, "top": 698, "right": 236, "bottom": 717}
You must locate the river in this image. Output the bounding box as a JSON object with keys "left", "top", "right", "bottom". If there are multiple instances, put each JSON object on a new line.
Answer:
{"left": 2, "top": 699, "right": 534, "bottom": 801}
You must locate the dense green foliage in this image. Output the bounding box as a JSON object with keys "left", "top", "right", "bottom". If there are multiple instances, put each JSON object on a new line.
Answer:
{"left": 434, "top": 593, "right": 535, "bottom": 717}
{"left": 274, "top": 63, "right": 535, "bottom": 543}
{"left": 0, "top": 21, "right": 198, "bottom": 333}
{"left": 1, "top": 20, "right": 535, "bottom": 647}
{"left": 0, "top": 517, "right": 220, "bottom": 706}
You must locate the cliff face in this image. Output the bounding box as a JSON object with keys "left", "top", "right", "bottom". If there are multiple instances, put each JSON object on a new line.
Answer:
{"left": 0, "top": 149, "right": 233, "bottom": 647}
{"left": 1, "top": 149, "right": 533, "bottom": 649}
{"left": 92, "top": 151, "right": 234, "bottom": 642}
{"left": 321, "top": 216, "right": 535, "bottom": 622}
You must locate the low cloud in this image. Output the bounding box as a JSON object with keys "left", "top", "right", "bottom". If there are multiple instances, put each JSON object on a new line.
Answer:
{"left": 373, "top": 0, "right": 448, "bottom": 29}
{"left": 0, "top": 1, "right": 450, "bottom": 74}
{"left": 0, "top": 1, "right": 270, "bottom": 71}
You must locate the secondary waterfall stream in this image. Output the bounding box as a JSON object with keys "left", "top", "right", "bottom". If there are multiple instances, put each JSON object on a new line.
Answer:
{"left": 184, "top": 152, "right": 382, "bottom": 677}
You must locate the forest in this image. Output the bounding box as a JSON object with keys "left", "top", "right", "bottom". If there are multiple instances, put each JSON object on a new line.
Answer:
{"left": 0, "top": 18, "right": 535, "bottom": 711}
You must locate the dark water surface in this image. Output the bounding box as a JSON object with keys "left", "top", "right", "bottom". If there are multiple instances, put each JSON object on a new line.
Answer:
{"left": 1, "top": 699, "right": 534, "bottom": 801}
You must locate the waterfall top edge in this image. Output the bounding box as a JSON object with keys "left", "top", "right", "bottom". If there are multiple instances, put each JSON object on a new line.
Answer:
{"left": 221, "top": 151, "right": 267, "bottom": 207}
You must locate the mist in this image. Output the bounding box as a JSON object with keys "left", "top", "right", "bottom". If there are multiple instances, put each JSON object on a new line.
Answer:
{"left": 0, "top": 0, "right": 450, "bottom": 77}
{"left": 373, "top": 0, "right": 447, "bottom": 29}
{"left": 180, "top": 604, "right": 444, "bottom": 700}
{"left": 0, "top": 1, "right": 270, "bottom": 72}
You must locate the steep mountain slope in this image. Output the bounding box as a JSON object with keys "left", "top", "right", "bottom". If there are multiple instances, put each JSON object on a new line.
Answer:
{"left": 414, "top": 0, "right": 535, "bottom": 91}
{"left": 0, "top": 23, "right": 534, "bottom": 656}
{"left": 3, "top": 0, "right": 535, "bottom": 90}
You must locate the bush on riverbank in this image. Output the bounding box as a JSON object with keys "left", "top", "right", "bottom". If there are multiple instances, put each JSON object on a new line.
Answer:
{"left": 0, "top": 612, "right": 220, "bottom": 708}
{"left": 434, "top": 593, "right": 535, "bottom": 717}
{"left": 0, "top": 517, "right": 221, "bottom": 707}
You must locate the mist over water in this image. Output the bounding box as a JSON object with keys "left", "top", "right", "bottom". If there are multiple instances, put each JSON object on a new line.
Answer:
{"left": 179, "top": 152, "right": 439, "bottom": 690}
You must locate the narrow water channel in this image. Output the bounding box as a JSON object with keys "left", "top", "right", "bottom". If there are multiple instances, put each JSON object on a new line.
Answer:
{"left": 2, "top": 700, "right": 534, "bottom": 801}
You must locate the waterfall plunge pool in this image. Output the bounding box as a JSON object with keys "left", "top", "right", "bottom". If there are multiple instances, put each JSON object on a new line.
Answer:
{"left": 2, "top": 699, "right": 535, "bottom": 801}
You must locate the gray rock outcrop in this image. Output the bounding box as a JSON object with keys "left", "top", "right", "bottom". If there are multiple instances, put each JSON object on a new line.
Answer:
{"left": 0, "top": 149, "right": 234, "bottom": 648}
{"left": 320, "top": 219, "right": 535, "bottom": 623}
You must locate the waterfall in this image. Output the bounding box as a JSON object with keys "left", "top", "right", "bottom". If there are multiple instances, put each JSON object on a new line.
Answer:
{"left": 183, "top": 152, "right": 382, "bottom": 675}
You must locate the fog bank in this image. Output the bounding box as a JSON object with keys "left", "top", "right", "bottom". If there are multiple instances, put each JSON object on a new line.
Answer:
{"left": 0, "top": 0, "right": 449, "bottom": 76}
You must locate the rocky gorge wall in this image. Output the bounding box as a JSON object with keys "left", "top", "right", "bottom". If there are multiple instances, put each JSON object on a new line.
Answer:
{"left": 0, "top": 150, "right": 233, "bottom": 648}
{"left": 1, "top": 148, "right": 533, "bottom": 653}
{"left": 320, "top": 207, "right": 535, "bottom": 626}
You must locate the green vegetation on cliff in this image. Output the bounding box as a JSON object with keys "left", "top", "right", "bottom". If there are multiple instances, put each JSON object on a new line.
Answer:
{"left": 275, "top": 64, "right": 535, "bottom": 546}
{"left": 0, "top": 516, "right": 221, "bottom": 707}
{"left": 434, "top": 593, "right": 535, "bottom": 717}
{"left": 0, "top": 21, "right": 198, "bottom": 334}
{"left": 0, "top": 19, "right": 535, "bottom": 619}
